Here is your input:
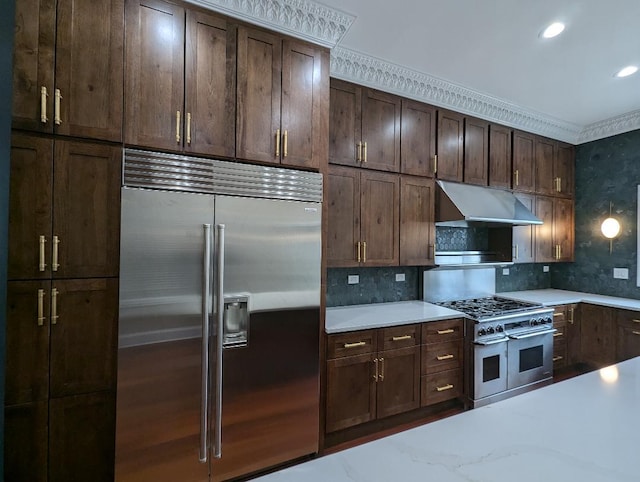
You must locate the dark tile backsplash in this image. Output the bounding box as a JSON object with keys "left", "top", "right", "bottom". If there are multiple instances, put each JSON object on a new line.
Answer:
{"left": 435, "top": 227, "right": 488, "bottom": 251}
{"left": 496, "top": 263, "right": 551, "bottom": 292}
{"left": 326, "top": 267, "right": 420, "bottom": 307}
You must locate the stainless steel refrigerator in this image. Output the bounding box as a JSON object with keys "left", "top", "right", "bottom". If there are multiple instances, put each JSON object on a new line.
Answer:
{"left": 115, "top": 150, "right": 322, "bottom": 481}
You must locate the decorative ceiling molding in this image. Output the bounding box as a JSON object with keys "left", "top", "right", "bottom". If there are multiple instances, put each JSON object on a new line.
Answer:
{"left": 578, "top": 110, "right": 640, "bottom": 144}
{"left": 185, "top": 0, "right": 355, "bottom": 48}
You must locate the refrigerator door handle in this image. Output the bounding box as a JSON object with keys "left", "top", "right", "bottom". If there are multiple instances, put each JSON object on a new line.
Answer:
{"left": 200, "top": 224, "right": 212, "bottom": 463}
{"left": 214, "top": 224, "right": 225, "bottom": 459}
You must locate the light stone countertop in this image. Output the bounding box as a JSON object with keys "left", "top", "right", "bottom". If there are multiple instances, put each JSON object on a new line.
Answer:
{"left": 325, "top": 301, "right": 464, "bottom": 334}
{"left": 254, "top": 357, "right": 640, "bottom": 482}
{"left": 498, "top": 288, "right": 640, "bottom": 311}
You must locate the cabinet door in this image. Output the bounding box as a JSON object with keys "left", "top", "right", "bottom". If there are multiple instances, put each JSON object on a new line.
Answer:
{"left": 436, "top": 110, "right": 464, "bottom": 181}
{"left": 512, "top": 193, "right": 535, "bottom": 263}
{"left": 617, "top": 325, "right": 640, "bottom": 362}
{"left": 400, "top": 99, "right": 436, "bottom": 177}
{"left": 281, "top": 39, "right": 327, "bottom": 170}
{"left": 566, "top": 304, "right": 581, "bottom": 365}
{"left": 513, "top": 130, "right": 536, "bottom": 192}
{"left": 49, "top": 392, "right": 116, "bottom": 482}
{"left": 400, "top": 176, "right": 434, "bottom": 265}
{"left": 325, "top": 353, "right": 376, "bottom": 432}
{"left": 236, "top": 27, "right": 282, "bottom": 163}
{"left": 535, "top": 137, "right": 555, "bottom": 195}
{"left": 329, "top": 78, "right": 361, "bottom": 167}
{"left": 6, "top": 281, "right": 51, "bottom": 405}
{"left": 360, "top": 171, "right": 399, "bottom": 266}
{"left": 184, "top": 10, "right": 236, "bottom": 158}
{"left": 8, "top": 134, "right": 53, "bottom": 280}
{"left": 534, "top": 196, "right": 554, "bottom": 263}
{"left": 376, "top": 346, "right": 420, "bottom": 418}
{"left": 488, "top": 124, "right": 512, "bottom": 189}
{"left": 124, "top": 0, "right": 185, "bottom": 150}
{"left": 463, "top": 117, "right": 489, "bottom": 186}
{"left": 55, "top": 0, "right": 124, "bottom": 141}
{"left": 4, "top": 401, "right": 48, "bottom": 482}
{"left": 327, "top": 166, "right": 360, "bottom": 267}
{"left": 554, "top": 198, "right": 574, "bottom": 262}
{"left": 12, "top": 0, "right": 55, "bottom": 132}
{"left": 555, "top": 142, "right": 575, "bottom": 198}
{"left": 361, "top": 88, "right": 400, "bottom": 172}
{"left": 580, "top": 304, "right": 616, "bottom": 367}
{"left": 49, "top": 278, "right": 118, "bottom": 397}
{"left": 52, "top": 141, "right": 121, "bottom": 278}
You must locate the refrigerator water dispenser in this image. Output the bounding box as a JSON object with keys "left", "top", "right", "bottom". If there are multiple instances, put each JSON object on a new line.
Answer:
{"left": 223, "top": 296, "right": 249, "bottom": 347}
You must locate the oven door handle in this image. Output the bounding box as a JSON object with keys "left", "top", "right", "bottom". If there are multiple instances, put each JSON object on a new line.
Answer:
{"left": 507, "top": 328, "right": 557, "bottom": 340}
{"left": 474, "top": 337, "right": 509, "bottom": 346}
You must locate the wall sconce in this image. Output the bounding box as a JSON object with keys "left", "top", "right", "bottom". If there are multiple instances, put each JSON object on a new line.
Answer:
{"left": 601, "top": 202, "right": 621, "bottom": 253}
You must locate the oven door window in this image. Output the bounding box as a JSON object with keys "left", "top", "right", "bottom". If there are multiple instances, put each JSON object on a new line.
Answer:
{"left": 519, "top": 345, "right": 543, "bottom": 372}
{"left": 483, "top": 354, "right": 501, "bottom": 382}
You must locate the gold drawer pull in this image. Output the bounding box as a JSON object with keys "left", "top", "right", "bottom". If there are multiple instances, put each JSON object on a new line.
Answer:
{"left": 362, "top": 241, "right": 367, "bottom": 263}
{"left": 283, "top": 129, "right": 288, "bottom": 157}
{"left": 40, "top": 86, "right": 48, "bottom": 123}
{"left": 379, "top": 357, "right": 384, "bottom": 381}
{"left": 436, "top": 384, "right": 454, "bottom": 392}
{"left": 553, "top": 312, "right": 563, "bottom": 317}
{"left": 373, "top": 358, "right": 378, "bottom": 381}
{"left": 186, "top": 112, "right": 192, "bottom": 145}
{"left": 436, "top": 354, "right": 454, "bottom": 361}
{"left": 632, "top": 331, "right": 640, "bottom": 336}
{"left": 553, "top": 355, "right": 564, "bottom": 362}
{"left": 553, "top": 332, "right": 563, "bottom": 337}
{"left": 632, "top": 319, "right": 640, "bottom": 324}
{"left": 356, "top": 141, "right": 362, "bottom": 162}
{"left": 433, "top": 154, "right": 438, "bottom": 174}
{"left": 54, "top": 89, "right": 62, "bottom": 125}
{"left": 275, "top": 128, "right": 281, "bottom": 157}
{"left": 52, "top": 235, "right": 60, "bottom": 271}
{"left": 344, "top": 341, "right": 366, "bottom": 348}
{"left": 175, "top": 111, "right": 181, "bottom": 143}
{"left": 437, "top": 329, "right": 455, "bottom": 335}
{"left": 37, "top": 289, "right": 46, "bottom": 326}
{"left": 392, "top": 335, "right": 412, "bottom": 341}
{"left": 362, "top": 141, "right": 367, "bottom": 163}
{"left": 39, "top": 235, "right": 47, "bottom": 272}
{"left": 51, "top": 288, "right": 59, "bottom": 325}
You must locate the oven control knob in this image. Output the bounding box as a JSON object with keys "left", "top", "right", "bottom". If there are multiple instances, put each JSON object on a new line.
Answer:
{"left": 532, "top": 319, "right": 540, "bottom": 326}
{"left": 478, "top": 328, "right": 486, "bottom": 336}
{"left": 496, "top": 325, "right": 504, "bottom": 332}
{"left": 487, "top": 326, "right": 495, "bottom": 334}
{"left": 545, "top": 316, "right": 553, "bottom": 324}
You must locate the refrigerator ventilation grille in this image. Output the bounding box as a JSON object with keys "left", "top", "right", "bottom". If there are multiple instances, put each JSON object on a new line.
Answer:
{"left": 123, "top": 149, "right": 323, "bottom": 203}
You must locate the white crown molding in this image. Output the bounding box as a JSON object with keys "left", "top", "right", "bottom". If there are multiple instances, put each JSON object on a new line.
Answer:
{"left": 578, "top": 109, "right": 640, "bottom": 144}
{"left": 185, "top": 0, "right": 355, "bottom": 48}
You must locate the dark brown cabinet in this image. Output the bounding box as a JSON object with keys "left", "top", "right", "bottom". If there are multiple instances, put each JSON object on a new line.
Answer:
{"left": 535, "top": 138, "right": 575, "bottom": 198}
{"left": 534, "top": 195, "right": 574, "bottom": 263}
{"left": 4, "top": 401, "right": 49, "bottom": 482}
{"left": 579, "top": 304, "right": 616, "bottom": 368}
{"left": 551, "top": 303, "right": 580, "bottom": 371}
{"left": 616, "top": 310, "right": 640, "bottom": 362}
{"left": 488, "top": 124, "right": 512, "bottom": 189}
{"left": 512, "top": 193, "right": 536, "bottom": 264}
{"left": 400, "top": 176, "right": 435, "bottom": 266}
{"left": 237, "top": 27, "right": 328, "bottom": 169}
{"left": 534, "top": 136, "right": 556, "bottom": 196}
{"left": 555, "top": 142, "right": 575, "bottom": 198}
{"left": 463, "top": 117, "right": 489, "bottom": 186}
{"left": 512, "top": 130, "right": 536, "bottom": 193}
{"left": 327, "top": 166, "right": 399, "bottom": 267}
{"left": 12, "top": 0, "right": 124, "bottom": 141}
{"left": 329, "top": 78, "right": 400, "bottom": 172}
{"left": 400, "top": 99, "right": 436, "bottom": 177}
{"left": 436, "top": 110, "right": 464, "bottom": 181}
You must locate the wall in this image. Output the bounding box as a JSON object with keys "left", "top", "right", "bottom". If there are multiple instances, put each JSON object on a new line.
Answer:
{"left": 326, "top": 267, "right": 420, "bottom": 307}
{"left": 552, "top": 129, "right": 640, "bottom": 298}
{"left": 1, "top": 0, "right": 16, "bottom": 470}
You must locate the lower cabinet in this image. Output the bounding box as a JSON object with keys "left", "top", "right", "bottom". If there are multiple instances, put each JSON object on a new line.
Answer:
{"left": 551, "top": 304, "right": 579, "bottom": 370}
{"left": 616, "top": 310, "right": 640, "bottom": 361}
{"left": 579, "top": 303, "right": 616, "bottom": 368}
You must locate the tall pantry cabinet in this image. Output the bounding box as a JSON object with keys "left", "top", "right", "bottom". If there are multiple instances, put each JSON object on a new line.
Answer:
{"left": 8, "top": 0, "right": 123, "bottom": 480}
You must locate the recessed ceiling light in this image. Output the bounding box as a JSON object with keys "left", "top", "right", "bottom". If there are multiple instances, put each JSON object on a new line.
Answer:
{"left": 615, "top": 66, "right": 638, "bottom": 78}
{"left": 540, "top": 22, "right": 565, "bottom": 39}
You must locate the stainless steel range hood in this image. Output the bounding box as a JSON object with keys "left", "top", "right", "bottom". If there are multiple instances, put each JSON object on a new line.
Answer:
{"left": 436, "top": 180, "right": 542, "bottom": 227}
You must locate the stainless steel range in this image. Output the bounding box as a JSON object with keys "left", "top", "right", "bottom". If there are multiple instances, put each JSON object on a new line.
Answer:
{"left": 424, "top": 269, "right": 555, "bottom": 408}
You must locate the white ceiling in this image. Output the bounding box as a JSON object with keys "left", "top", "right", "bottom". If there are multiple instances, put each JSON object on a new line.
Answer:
{"left": 191, "top": 0, "right": 640, "bottom": 143}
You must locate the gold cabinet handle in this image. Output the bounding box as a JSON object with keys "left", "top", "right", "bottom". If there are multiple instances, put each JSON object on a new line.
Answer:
{"left": 379, "top": 357, "right": 384, "bottom": 381}
{"left": 275, "top": 128, "right": 281, "bottom": 157}
{"left": 433, "top": 154, "right": 438, "bottom": 174}
{"left": 186, "top": 112, "right": 192, "bottom": 145}
{"left": 283, "top": 130, "right": 288, "bottom": 157}
{"left": 569, "top": 307, "right": 575, "bottom": 324}
{"left": 513, "top": 245, "right": 519, "bottom": 260}
{"left": 362, "top": 141, "right": 367, "bottom": 163}
{"left": 39, "top": 235, "right": 47, "bottom": 272}
{"left": 362, "top": 241, "right": 367, "bottom": 263}
{"left": 343, "top": 341, "right": 366, "bottom": 348}
{"left": 553, "top": 332, "right": 563, "bottom": 337}
{"left": 40, "top": 86, "right": 48, "bottom": 123}
{"left": 632, "top": 319, "right": 640, "bottom": 324}
{"left": 54, "top": 89, "right": 62, "bottom": 125}
{"left": 553, "top": 355, "right": 563, "bottom": 362}
{"left": 558, "top": 245, "right": 562, "bottom": 259}
{"left": 175, "top": 111, "right": 181, "bottom": 143}
{"left": 553, "top": 312, "right": 563, "bottom": 317}
{"left": 632, "top": 331, "right": 640, "bottom": 336}
{"left": 515, "top": 169, "right": 519, "bottom": 186}
{"left": 356, "top": 241, "right": 361, "bottom": 263}
{"left": 436, "top": 354, "right": 454, "bottom": 361}
{"left": 51, "top": 288, "right": 59, "bottom": 325}
{"left": 437, "top": 329, "right": 455, "bottom": 335}
{"left": 436, "top": 384, "right": 454, "bottom": 392}
{"left": 357, "top": 141, "right": 362, "bottom": 162}
{"left": 37, "top": 289, "right": 46, "bottom": 326}
{"left": 392, "top": 335, "right": 412, "bottom": 341}
{"left": 52, "top": 235, "right": 60, "bottom": 271}
{"left": 428, "top": 244, "right": 435, "bottom": 259}
{"left": 373, "top": 358, "right": 378, "bottom": 381}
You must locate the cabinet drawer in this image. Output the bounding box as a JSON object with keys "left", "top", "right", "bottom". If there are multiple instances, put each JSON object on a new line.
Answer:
{"left": 422, "top": 318, "right": 463, "bottom": 344}
{"left": 422, "top": 340, "right": 462, "bottom": 374}
{"left": 553, "top": 320, "right": 566, "bottom": 343}
{"left": 327, "top": 330, "right": 377, "bottom": 359}
{"left": 553, "top": 343, "right": 567, "bottom": 369}
{"left": 380, "top": 324, "right": 420, "bottom": 350}
{"left": 552, "top": 305, "right": 566, "bottom": 323}
{"left": 616, "top": 309, "right": 640, "bottom": 329}
{"left": 421, "top": 369, "right": 462, "bottom": 406}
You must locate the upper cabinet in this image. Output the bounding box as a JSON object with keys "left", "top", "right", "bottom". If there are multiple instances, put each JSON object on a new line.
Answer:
{"left": 13, "top": 0, "right": 124, "bottom": 142}
{"left": 237, "top": 26, "right": 328, "bottom": 169}
{"left": 555, "top": 142, "right": 575, "bottom": 198}
{"left": 463, "top": 117, "right": 489, "bottom": 186}
{"left": 534, "top": 136, "right": 556, "bottom": 196}
{"left": 436, "top": 110, "right": 464, "bottom": 182}
{"left": 125, "top": 0, "right": 236, "bottom": 158}
{"left": 512, "top": 130, "right": 536, "bottom": 193}
{"left": 329, "top": 79, "right": 401, "bottom": 172}
{"left": 488, "top": 124, "right": 512, "bottom": 189}
{"left": 535, "top": 137, "right": 575, "bottom": 198}
{"left": 400, "top": 100, "right": 436, "bottom": 177}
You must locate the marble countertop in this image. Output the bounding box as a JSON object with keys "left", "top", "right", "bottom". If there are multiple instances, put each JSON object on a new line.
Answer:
{"left": 498, "top": 289, "right": 640, "bottom": 311}
{"left": 254, "top": 357, "right": 640, "bottom": 482}
{"left": 325, "top": 301, "right": 463, "bottom": 334}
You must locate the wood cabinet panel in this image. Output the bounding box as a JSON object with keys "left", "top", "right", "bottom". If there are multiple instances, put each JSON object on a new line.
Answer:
{"left": 488, "top": 124, "right": 512, "bottom": 189}
{"left": 124, "top": 0, "right": 185, "bottom": 150}
{"left": 4, "top": 401, "right": 49, "bottom": 482}
{"left": 327, "top": 166, "right": 360, "bottom": 267}
{"left": 579, "top": 304, "right": 616, "bottom": 367}
{"left": 535, "top": 137, "right": 555, "bottom": 195}
{"left": 616, "top": 310, "right": 640, "bottom": 362}
{"left": 400, "top": 99, "right": 436, "bottom": 177}
{"left": 421, "top": 369, "right": 462, "bottom": 406}
{"left": 49, "top": 278, "right": 118, "bottom": 397}
{"left": 422, "top": 318, "right": 464, "bottom": 344}
{"left": 565, "top": 304, "right": 581, "bottom": 365}
{"left": 400, "top": 176, "right": 435, "bottom": 266}
{"left": 436, "top": 110, "right": 464, "bottom": 181}
{"left": 327, "top": 330, "right": 377, "bottom": 359}
{"left": 513, "top": 130, "right": 536, "bottom": 192}
{"left": 184, "top": 10, "right": 236, "bottom": 158}
{"left": 376, "top": 346, "right": 420, "bottom": 418}
{"left": 534, "top": 196, "right": 554, "bottom": 263}
{"left": 555, "top": 142, "right": 575, "bottom": 198}
{"left": 360, "top": 171, "right": 399, "bottom": 266}
{"left": 554, "top": 198, "right": 574, "bottom": 262}
{"left": 329, "top": 78, "right": 361, "bottom": 167}
{"left": 361, "top": 89, "right": 400, "bottom": 172}
{"left": 513, "top": 193, "right": 535, "bottom": 263}
{"left": 422, "top": 340, "right": 463, "bottom": 374}
{"left": 463, "top": 117, "right": 489, "bottom": 186}
{"left": 379, "top": 324, "right": 420, "bottom": 351}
